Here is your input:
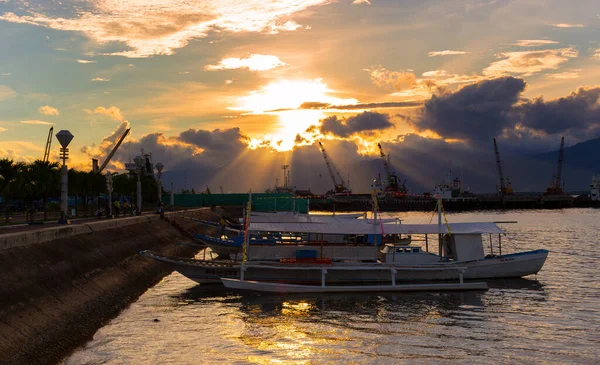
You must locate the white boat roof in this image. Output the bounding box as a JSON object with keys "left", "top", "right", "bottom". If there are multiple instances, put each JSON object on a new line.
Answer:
{"left": 248, "top": 212, "right": 383, "bottom": 223}
{"left": 248, "top": 221, "right": 504, "bottom": 235}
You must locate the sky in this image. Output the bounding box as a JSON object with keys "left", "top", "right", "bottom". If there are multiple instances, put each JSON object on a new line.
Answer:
{"left": 0, "top": 0, "right": 599, "bottom": 193}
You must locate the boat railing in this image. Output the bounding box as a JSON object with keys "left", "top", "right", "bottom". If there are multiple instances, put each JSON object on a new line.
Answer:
{"left": 240, "top": 263, "right": 469, "bottom": 287}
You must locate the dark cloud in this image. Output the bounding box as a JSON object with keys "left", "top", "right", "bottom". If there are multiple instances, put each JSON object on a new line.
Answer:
{"left": 513, "top": 87, "right": 600, "bottom": 135}
{"left": 298, "top": 101, "right": 330, "bottom": 109}
{"left": 294, "top": 134, "right": 309, "bottom": 144}
{"left": 269, "top": 101, "right": 422, "bottom": 112}
{"left": 332, "top": 101, "right": 423, "bottom": 110}
{"left": 410, "top": 77, "right": 526, "bottom": 141}
{"left": 179, "top": 127, "right": 248, "bottom": 151}
{"left": 320, "top": 111, "right": 394, "bottom": 138}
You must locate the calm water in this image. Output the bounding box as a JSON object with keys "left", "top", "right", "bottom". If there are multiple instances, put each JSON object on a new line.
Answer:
{"left": 65, "top": 209, "right": 600, "bottom": 364}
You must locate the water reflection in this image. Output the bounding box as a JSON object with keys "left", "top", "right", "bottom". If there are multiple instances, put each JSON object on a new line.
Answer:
{"left": 65, "top": 210, "right": 600, "bottom": 364}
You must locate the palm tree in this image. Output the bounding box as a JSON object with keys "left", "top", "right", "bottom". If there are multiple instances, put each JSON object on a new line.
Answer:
{"left": 27, "top": 160, "right": 60, "bottom": 221}
{"left": 0, "top": 159, "right": 25, "bottom": 222}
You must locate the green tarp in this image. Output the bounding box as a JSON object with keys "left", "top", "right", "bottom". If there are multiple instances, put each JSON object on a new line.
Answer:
{"left": 162, "top": 193, "right": 309, "bottom": 213}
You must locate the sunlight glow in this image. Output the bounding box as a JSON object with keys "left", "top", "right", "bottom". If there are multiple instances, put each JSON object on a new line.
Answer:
{"left": 233, "top": 79, "right": 357, "bottom": 114}
{"left": 234, "top": 79, "right": 357, "bottom": 151}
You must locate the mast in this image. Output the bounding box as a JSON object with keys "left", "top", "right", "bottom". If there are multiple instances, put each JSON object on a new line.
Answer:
{"left": 43, "top": 127, "right": 53, "bottom": 162}
{"left": 555, "top": 136, "right": 564, "bottom": 189}
{"left": 493, "top": 138, "right": 506, "bottom": 195}
{"left": 97, "top": 128, "right": 131, "bottom": 173}
{"left": 546, "top": 136, "right": 565, "bottom": 195}
{"left": 377, "top": 143, "right": 393, "bottom": 187}
{"left": 318, "top": 141, "right": 349, "bottom": 193}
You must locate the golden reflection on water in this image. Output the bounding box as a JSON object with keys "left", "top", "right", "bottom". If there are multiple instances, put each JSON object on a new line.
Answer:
{"left": 240, "top": 299, "right": 343, "bottom": 365}
{"left": 281, "top": 300, "right": 313, "bottom": 316}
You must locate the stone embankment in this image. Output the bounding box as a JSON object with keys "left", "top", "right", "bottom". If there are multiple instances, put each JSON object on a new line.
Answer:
{"left": 0, "top": 207, "right": 235, "bottom": 365}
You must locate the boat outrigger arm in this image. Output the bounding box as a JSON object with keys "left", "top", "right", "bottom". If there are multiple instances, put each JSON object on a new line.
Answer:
{"left": 223, "top": 264, "right": 488, "bottom": 293}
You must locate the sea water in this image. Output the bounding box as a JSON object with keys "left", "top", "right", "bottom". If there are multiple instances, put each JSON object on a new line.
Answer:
{"left": 65, "top": 209, "right": 600, "bottom": 364}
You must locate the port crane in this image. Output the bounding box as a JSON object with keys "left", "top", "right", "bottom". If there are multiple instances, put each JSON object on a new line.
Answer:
{"left": 42, "top": 127, "right": 53, "bottom": 162}
{"left": 92, "top": 128, "right": 131, "bottom": 173}
{"left": 377, "top": 143, "right": 407, "bottom": 196}
{"left": 544, "top": 136, "right": 565, "bottom": 195}
{"left": 493, "top": 138, "right": 513, "bottom": 195}
{"left": 318, "top": 141, "right": 351, "bottom": 194}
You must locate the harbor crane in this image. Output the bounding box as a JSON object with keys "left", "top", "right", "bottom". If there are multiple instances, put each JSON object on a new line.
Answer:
{"left": 92, "top": 128, "right": 131, "bottom": 173}
{"left": 545, "top": 136, "right": 565, "bottom": 195}
{"left": 493, "top": 138, "right": 513, "bottom": 195}
{"left": 42, "top": 127, "right": 53, "bottom": 162}
{"left": 377, "top": 143, "right": 407, "bottom": 196}
{"left": 318, "top": 141, "right": 351, "bottom": 194}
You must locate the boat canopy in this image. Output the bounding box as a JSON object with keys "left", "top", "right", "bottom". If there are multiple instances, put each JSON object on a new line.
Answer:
{"left": 248, "top": 222, "right": 505, "bottom": 235}
{"left": 247, "top": 212, "right": 397, "bottom": 224}
{"left": 249, "top": 212, "right": 362, "bottom": 223}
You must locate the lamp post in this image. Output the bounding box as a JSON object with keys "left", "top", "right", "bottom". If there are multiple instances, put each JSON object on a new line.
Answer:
{"left": 155, "top": 162, "right": 164, "bottom": 204}
{"left": 56, "top": 130, "right": 73, "bottom": 224}
{"left": 134, "top": 155, "right": 144, "bottom": 215}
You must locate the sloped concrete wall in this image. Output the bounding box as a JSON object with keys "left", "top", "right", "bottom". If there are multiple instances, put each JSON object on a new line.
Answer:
{"left": 0, "top": 210, "right": 213, "bottom": 365}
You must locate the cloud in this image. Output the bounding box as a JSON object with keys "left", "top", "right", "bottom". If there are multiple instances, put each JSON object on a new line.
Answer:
{"left": 77, "top": 59, "right": 97, "bottom": 64}
{"left": 545, "top": 71, "right": 580, "bottom": 79}
{"left": 428, "top": 50, "right": 469, "bottom": 57}
{"left": 179, "top": 127, "right": 249, "bottom": 160}
{"left": 0, "top": 127, "right": 6, "bottom": 132}
{"left": 513, "top": 39, "right": 559, "bottom": 47}
{"left": 20, "top": 120, "right": 53, "bottom": 125}
{"left": 267, "top": 20, "right": 303, "bottom": 34}
{"left": 320, "top": 111, "right": 394, "bottom": 138}
{"left": 482, "top": 48, "right": 578, "bottom": 77}
{"left": 551, "top": 23, "right": 584, "bottom": 28}
{"left": 366, "top": 66, "right": 417, "bottom": 91}
{"left": 1, "top": 73, "right": 11, "bottom": 76}
{"left": 408, "top": 76, "right": 526, "bottom": 141}
{"left": 0, "top": 85, "right": 16, "bottom": 101}
{"left": 0, "top": 1, "right": 327, "bottom": 58}
{"left": 38, "top": 105, "right": 59, "bottom": 116}
{"left": 91, "top": 77, "right": 110, "bottom": 82}
{"left": 513, "top": 87, "right": 600, "bottom": 135}
{"left": 84, "top": 106, "right": 125, "bottom": 121}
{"left": 593, "top": 49, "right": 600, "bottom": 59}
{"left": 352, "top": 0, "right": 371, "bottom": 4}
{"left": 205, "top": 54, "right": 286, "bottom": 71}
{"left": 269, "top": 100, "right": 423, "bottom": 112}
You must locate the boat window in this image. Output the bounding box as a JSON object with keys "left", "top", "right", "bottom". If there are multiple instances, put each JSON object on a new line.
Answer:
{"left": 412, "top": 248, "right": 420, "bottom": 253}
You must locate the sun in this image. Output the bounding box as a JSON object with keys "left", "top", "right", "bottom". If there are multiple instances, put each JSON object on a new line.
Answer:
{"left": 232, "top": 79, "right": 357, "bottom": 151}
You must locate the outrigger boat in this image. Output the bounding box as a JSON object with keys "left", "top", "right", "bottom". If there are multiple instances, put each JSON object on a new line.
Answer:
{"left": 193, "top": 212, "right": 399, "bottom": 257}
{"left": 142, "top": 207, "right": 548, "bottom": 292}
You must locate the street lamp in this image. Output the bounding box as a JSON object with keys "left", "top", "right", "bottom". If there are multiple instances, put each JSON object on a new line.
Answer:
{"left": 134, "top": 155, "right": 144, "bottom": 214}
{"left": 56, "top": 130, "right": 73, "bottom": 224}
{"left": 155, "top": 162, "right": 164, "bottom": 204}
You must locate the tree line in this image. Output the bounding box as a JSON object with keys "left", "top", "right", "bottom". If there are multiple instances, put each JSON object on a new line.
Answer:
{"left": 0, "top": 158, "right": 160, "bottom": 221}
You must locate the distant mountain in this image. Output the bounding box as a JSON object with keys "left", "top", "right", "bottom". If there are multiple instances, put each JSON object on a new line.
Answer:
{"left": 160, "top": 138, "right": 600, "bottom": 195}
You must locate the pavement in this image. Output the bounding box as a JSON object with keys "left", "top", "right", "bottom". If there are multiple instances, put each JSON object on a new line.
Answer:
{"left": 0, "top": 211, "right": 159, "bottom": 235}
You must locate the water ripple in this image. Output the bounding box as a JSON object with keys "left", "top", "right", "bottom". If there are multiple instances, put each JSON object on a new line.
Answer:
{"left": 65, "top": 209, "right": 600, "bottom": 364}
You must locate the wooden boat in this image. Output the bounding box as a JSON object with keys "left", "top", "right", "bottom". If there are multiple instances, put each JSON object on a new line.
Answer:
{"left": 221, "top": 279, "right": 488, "bottom": 293}
{"left": 143, "top": 221, "right": 547, "bottom": 285}
{"left": 142, "top": 198, "right": 547, "bottom": 289}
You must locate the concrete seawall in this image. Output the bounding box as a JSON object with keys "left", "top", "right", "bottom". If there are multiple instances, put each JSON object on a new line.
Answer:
{"left": 0, "top": 209, "right": 216, "bottom": 365}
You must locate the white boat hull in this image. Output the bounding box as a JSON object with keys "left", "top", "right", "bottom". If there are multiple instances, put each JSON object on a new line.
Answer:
{"left": 142, "top": 249, "right": 548, "bottom": 285}
{"left": 221, "top": 278, "right": 488, "bottom": 293}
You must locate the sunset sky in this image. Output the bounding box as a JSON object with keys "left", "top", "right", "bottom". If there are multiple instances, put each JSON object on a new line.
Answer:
{"left": 1, "top": 0, "right": 599, "bottom": 192}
